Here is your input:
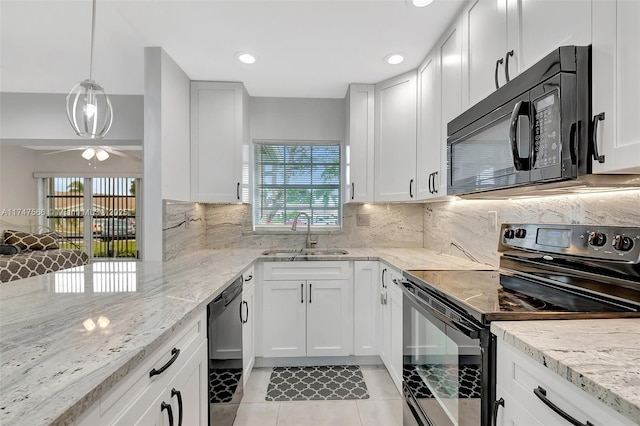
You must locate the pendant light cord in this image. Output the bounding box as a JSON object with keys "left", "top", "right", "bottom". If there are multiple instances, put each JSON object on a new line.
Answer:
{"left": 89, "top": 0, "right": 97, "bottom": 80}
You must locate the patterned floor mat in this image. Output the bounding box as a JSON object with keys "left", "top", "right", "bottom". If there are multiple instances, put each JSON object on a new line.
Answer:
{"left": 403, "top": 364, "right": 481, "bottom": 399}
{"left": 209, "top": 368, "right": 242, "bottom": 403}
{"left": 265, "top": 365, "right": 370, "bottom": 401}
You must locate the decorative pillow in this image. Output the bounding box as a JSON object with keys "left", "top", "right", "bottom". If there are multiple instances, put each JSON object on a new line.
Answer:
{"left": 0, "top": 244, "right": 21, "bottom": 255}
{"left": 3, "top": 230, "right": 59, "bottom": 251}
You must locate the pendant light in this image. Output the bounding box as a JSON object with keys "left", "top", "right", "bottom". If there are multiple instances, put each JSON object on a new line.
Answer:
{"left": 66, "top": 0, "right": 113, "bottom": 139}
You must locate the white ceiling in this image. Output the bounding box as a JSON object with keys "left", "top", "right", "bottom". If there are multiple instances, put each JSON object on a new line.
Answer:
{"left": 0, "top": 0, "right": 465, "bottom": 98}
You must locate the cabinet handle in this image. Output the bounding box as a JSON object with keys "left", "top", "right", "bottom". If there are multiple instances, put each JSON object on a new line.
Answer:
{"left": 351, "top": 182, "right": 355, "bottom": 200}
{"left": 244, "top": 274, "right": 253, "bottom": 282}
{"left": 239, "top": 297, "right": 245, "bottom": 323}
{"left": 504, "top": 50, "right": 514, "bottom": 82}
{"left": 428, "top": 172, "right": 433, "bottom": 194}
{"left": 534, "top": 386, "right": 595, "bottom": 426}
{"left": 591, "top": 112, "right": 606, "bottom": 163}
{"left": 301, "top": 283, "right": 304, "bottom": 303}
{"left": 491, "top": 398, "right": 504, "bottom": 426}
{"left": 236, "top": 182, "right": 240, "bottom": 200}
{"left": 433, "top": 171, "right": 438, "bottom": 194}
{"left": 171, "top": 388, "right": 183, "bottom": 426}
{"left": 409, "top": 179, "right": 414, "bottom": 198}
{"left": 150, "top": 348, "right": 180, "bottom": 377}
{"left": 382, "top": 268, "right": 387, "bottom": 289}
{"left": 309, "top": 283, "right": 312, "bottom": 303}
{"left": 242, "top": 300, "right": 249, "bottom": 324}
{"left": 161, "top": 401, "right": 174, "bottom": 426}
{"left": 495, "top": 57, "right": 504, "bottom": 89}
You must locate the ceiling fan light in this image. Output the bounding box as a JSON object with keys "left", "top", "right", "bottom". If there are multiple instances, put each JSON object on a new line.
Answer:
{"left": 95, "top": 148, "right": 110, "bottom": 161}
{"left": 82, "top": 147, "right": 96, "bottom": 160}
{"left": 412, "top": 0, "right": 434, "bottom": 6}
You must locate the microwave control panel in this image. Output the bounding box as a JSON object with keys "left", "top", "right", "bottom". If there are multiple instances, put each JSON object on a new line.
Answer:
{"left": 532, "top": 90, "right": 561, "bottom": 169}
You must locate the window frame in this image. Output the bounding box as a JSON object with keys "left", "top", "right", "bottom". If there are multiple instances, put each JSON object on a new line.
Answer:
{"left": 252, "top": 140, "right": 343, "bottom": 232}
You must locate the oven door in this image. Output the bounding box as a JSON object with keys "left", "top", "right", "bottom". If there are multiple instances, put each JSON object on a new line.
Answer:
{"left": 401, "top": 281, "right": 493, "bottom": 426}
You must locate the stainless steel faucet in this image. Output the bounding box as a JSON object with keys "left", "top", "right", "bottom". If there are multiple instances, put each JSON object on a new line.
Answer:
{"left": 291, "top": 212, "right": 317, "bottom": 249}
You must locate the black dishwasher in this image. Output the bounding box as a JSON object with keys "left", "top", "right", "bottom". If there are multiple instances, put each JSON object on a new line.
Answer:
{"left": 207, "top": 275, "right": 244, "bottom": 426}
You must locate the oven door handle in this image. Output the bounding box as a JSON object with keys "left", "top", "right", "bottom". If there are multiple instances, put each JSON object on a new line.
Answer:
{"left": 400, "top": 280, "right": 481, "bottom": 338}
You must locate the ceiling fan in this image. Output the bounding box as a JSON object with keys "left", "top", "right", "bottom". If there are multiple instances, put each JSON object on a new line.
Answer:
{"left": 43, "top": 146, "right": 142, "bottom": 163}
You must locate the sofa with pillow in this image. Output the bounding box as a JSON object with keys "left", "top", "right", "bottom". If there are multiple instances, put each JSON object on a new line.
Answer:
{"left": 0, "top": 229, "right": 89, "bottom": 283}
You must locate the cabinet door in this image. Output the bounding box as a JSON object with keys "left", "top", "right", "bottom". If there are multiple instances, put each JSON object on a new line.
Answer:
{"left": 387, "top": 283, "right": 403, "bottom": 394}
{"left": 242, "top": 281, "right": 255, "bottom": 385}
{"left": 416, "top": 51, "right": 442, "bottom": 200}
{"left": 592, "top": 0, "right": 640, "bottom": 174}
{"left": 353, "top": 261, "right": 380, "bottom": 356}
{"left": 307, "top": 280, "right": 353, "bottom": 357}
{"left": 262, "top": 280, "right": 307, "bottom": 357}
{"left": 440, "top": 22, "right": 463, "bottom": 149}
{"left": 514, "top": 0, "right": 591, "bottom": 76}
{"left": 462, "top": 0, "right": 509, "bottom": 107}
{"left": 346, "top": 84, "right": 375, "bottom": 203}
{"left": 167, "top": 341, "right": 208, "bottom": 426}
{"left": 191, "top": 81, "right": 247, "bottom": 202}
{"left": 374, "top": 71, "right": 417, "bottom": 202}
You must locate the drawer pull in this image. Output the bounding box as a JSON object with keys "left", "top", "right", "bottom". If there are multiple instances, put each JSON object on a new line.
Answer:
{"left": 150, "top": 347, "right": 180, "bottom": 377}
{"left": 244, "top": 274, "right": 253, "bottom": 282}
{"left": 534, "top": 386, "right": 595, "bottom": 426}
{"left": 171, "top": 388, "right": 183, "bottom": 426}
{"left": 161, "top": 401, "right": 174, "bottom": 426}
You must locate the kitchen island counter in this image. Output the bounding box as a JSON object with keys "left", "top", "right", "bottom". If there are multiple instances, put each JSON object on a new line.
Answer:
{"left": 0, "top": 247, "right": 484, "bottom": 426}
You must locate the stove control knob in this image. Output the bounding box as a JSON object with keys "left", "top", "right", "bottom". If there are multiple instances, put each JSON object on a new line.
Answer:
{"left": 588, "top": 231, "right": 607, "bottom": 247}
{"left": 514, "top": 228, "right": 527, "bottom": 239}
{"left": 613, "top": 235, "right": 634, "bottom": 252}
{"left": 504, "top": 229, "right": 515, "bottom": 239}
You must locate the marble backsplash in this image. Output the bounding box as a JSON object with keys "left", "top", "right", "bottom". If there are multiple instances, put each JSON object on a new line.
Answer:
{"left": 204, "top": 203, "right": 424, "bottom": 249}
{"left": 423, "top": 189, "right": 640, "bottom": 266}
{"left": 163, "top": 200, "right": 206, "bottom": 261}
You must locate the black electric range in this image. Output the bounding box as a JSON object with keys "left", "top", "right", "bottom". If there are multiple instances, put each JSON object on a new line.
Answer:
{"left": 401, "top": 223, "right": 640, "bottom": 426}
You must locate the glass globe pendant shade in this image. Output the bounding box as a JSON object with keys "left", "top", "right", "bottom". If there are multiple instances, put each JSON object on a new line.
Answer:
{"left": 67, "top": 79, "right": 114, "bottom": 139}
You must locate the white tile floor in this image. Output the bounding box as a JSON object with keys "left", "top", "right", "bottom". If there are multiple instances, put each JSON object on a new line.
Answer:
{"left": 233, "top": 365, "right": 404, "bottom": 426}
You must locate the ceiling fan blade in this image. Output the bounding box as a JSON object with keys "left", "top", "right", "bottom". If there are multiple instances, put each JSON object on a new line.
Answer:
{"left": 42, "top": 147, "right": 83, "bottom": 155}
{"left": 107, "top": 149, "right": 143, "bottom": 163}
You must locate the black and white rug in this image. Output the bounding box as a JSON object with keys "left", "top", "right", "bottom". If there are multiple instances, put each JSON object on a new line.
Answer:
{"left": 403, "top": 364, "right": 481, "bottom": 399}
{"left": 265, "top": 365, "right": 370, "bottom": 401}
{"left": 209, "top": 368, "right": 243, "bottom": 403}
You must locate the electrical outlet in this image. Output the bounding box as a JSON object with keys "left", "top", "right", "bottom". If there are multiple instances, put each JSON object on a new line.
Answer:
{"left": 357, "top": 214, "right": 370, "bottom": 227}
{"left": 488, "top": 211, "right": 497, "bottom": 232}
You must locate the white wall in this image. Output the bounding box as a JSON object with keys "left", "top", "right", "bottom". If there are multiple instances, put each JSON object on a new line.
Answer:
{"left": 0, "top": 93, "right": 143, "bottom": 143}
{"left": 144, "top": 47, "right": 191, "bottom": 262}
{"left": 0, "top": 146, "right": 37, "bottom": 227}
{"left": 250, "top": 97, "right": 345, "bottom": 141}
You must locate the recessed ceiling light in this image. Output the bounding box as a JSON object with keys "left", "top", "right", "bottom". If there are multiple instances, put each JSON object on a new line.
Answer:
{"left": 412, "top": 0, "right": 434, "bottom": 6}
{"left": 238, "top": 53, "right": 256, "bottom": 64}
{"left": 385, "top": 54, "right": 405, "bottom": 65}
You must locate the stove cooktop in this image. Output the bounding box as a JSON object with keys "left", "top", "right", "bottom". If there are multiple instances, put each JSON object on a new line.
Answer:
{"left": 404, "top": 269, "right": 640, "bottom": 324}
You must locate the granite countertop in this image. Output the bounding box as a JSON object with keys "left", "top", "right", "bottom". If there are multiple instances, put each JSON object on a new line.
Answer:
{"left": 0, "top": 247, "right": 484, "bottom": 426}
{"left": 491, "top": 319, "right": 640, "bottom": 424}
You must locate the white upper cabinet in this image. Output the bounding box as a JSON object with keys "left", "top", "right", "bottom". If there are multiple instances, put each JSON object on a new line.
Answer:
{"left": 416, "top": 50, "right": 444, "bottom": 199}
{"left": 345, "top": 84, "right": 375, "bottom": 203}
{"left": 461, "top": 0, "right": 591, "bottom": 108}
{"left": 374, "top": 71, "right": 418, "bottom": 202}
{"left": 440, "top": 19, "right": 463, "bottom": 163}
{"left": 462, "top": 0, "right": 509, "bottom": 107}
{"left": 190, "top": 81, "right": 250, "bottom": 203}
{"left": 591, "top": 0, "right": 640, "bottom": 174}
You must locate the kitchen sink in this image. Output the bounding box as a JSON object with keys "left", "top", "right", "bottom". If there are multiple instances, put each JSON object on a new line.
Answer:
{"left": 261, "top": 249, "right": 349, "bottom": 256}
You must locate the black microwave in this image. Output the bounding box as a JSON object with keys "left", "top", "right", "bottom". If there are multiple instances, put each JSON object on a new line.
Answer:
{"left": 447, "top": 45, "right": 592, "bottom": 196}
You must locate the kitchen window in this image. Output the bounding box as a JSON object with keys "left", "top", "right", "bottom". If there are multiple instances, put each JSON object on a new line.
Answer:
{"left": 253, "top": 141, "right": 342, "bottom": 230}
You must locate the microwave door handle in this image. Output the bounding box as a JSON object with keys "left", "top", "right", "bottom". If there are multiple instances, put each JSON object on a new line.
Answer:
{"left": 509, "top": 100, "right": 531, "bottom": 171}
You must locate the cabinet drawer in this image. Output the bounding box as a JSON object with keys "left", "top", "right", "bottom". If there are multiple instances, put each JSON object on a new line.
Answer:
{"left": 99, "top": 309, "right": 206, "bottom": 421}
{"left": 263, "top": 261, "right": 351, "bottom": 280}
{"left": 499, "top": 341, "right": 634, "bottom": 426}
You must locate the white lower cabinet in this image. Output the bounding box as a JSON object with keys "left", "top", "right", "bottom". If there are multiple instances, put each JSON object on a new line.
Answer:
{"left": 379, "top": 263, "right": 403, "bottom": 393}
{"left": 77, "top": 310, "right": 208, "bottom": 426}
{"left": 353, "top": 261, "right": 380, "bottom": 356}
{"left": 242, "top": 266, "right": 256, "bottom": 386}
{"left": 495, "top": 337, "right": 634, "bottom": 426}
{"left": 262, "top": 262, "right": 353, "bottom": 358}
